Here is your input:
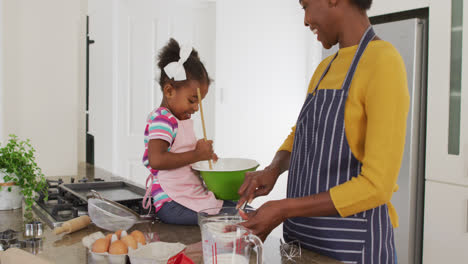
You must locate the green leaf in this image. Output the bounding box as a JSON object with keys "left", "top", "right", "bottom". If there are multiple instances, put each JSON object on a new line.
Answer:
{"left": 0, "top": 134, "right": 48, "bottom": 219}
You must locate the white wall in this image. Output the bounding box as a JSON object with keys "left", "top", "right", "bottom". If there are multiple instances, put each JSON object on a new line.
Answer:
{"left": 2, "top": 0, "right": 87, "bottom": 176}
{"left": 215, "top": 0, "right": 322, "bottom": 236}
{"left": 191, "top": 2, "right": 217, "bottom": 142}
{"left": 370, "top": 0, "right": 429, "bottom": 17}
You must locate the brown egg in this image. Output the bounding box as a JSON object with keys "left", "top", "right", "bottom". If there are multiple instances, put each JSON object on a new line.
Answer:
{"left": 115, "top": 230, "right": 123, "bottom": 239}
{"left": 92, "top": 238, "right": 110, "bottom": 253}
{"left": 130, "top": 230, "right": 146, "bottom": 245}
{"left": 105, "top": 234, "right": 113, "bottom": 242}
{"left": 121, "top": 234, "right": 138, "bottom": 250}
{"left": 109, "top": 240, "right": 128, "bottom": 255}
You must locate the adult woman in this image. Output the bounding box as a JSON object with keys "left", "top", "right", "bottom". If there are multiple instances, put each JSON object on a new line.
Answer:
{"left": 237, "top": 0, "right": 409, "bottom": 263}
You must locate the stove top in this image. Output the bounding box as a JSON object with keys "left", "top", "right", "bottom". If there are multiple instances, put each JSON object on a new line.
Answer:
{"left": 32, "top": 177, "right": 153, "bottom": 228}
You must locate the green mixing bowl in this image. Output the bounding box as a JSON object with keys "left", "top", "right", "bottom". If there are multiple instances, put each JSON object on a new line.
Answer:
{"left": 192, "top": 158, "right": 259, "bottom": 201}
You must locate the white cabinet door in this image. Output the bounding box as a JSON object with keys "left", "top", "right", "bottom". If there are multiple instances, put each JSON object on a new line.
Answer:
{"left": 423, "top": 180, "right": 468, "bottom": 263}
{"left": 115, "top": 0, "right": 215, "bottom": 184}
{"left": 425, "top": 0, "right": 468, "bottom": 186}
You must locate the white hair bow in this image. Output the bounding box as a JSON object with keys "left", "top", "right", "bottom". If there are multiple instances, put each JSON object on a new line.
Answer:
{"left": 163, "top": 44, "right": 193, "bottom": 81}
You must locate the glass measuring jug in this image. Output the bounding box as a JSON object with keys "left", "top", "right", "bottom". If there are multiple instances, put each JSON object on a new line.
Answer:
{"left": 198, "top": 207, "right": 263, "bottom": 264}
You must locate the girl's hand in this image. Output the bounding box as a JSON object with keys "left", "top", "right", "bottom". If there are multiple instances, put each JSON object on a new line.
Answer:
{"left": 239, "top": 200, "right": 286, "bottom": 241}
{"left": 236, "top": 166, "right": 280, "bottom": 208}
{"left": 195, "top": 139, "right": 216, "bottom": 161}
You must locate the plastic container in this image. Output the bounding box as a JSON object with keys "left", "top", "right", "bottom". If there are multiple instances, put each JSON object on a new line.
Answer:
{"left": 191, "top": 158, "right": 259, "bottom": 200}
{"left": 88, "top": 198, "right": 138, "bottom": 231}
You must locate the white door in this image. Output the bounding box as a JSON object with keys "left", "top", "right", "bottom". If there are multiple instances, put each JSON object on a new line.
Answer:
{"left": 115, "top": 0, "right": 216, "bottom": 184}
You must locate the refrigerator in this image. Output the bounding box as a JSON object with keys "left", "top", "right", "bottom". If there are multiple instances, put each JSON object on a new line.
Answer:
{"left": 322, "top": 18, "right": 427, "bottom": 264}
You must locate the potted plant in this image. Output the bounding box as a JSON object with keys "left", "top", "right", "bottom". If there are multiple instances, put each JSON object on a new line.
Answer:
{"left": 0, "top": 134, "right": 48, "bottom": 220}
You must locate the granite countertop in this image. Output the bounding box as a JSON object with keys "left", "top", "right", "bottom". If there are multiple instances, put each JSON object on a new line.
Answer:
{"left": 0, "top": 164, "right": 342, "bottom": 264}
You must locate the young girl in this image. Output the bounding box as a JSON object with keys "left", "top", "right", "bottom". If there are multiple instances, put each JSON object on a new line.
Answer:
{"left": 142, "top": 38, "right": 235, "bottom": 225}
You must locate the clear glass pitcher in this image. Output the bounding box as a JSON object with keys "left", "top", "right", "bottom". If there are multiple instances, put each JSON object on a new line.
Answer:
{"left": 198, "top": 207, "right": 263, "bottom": 264}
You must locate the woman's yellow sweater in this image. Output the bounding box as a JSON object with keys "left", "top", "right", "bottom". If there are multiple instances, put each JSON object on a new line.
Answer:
{"left": 279, "top": 40, "right": 410, "bottom": 227}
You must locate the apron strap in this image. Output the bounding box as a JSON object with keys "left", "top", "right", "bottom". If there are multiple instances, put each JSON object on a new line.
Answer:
{"left": 311, "top": 26, "right": 376, "bottom": 95}
{"left": 341, "top": 26, "right": 375, "bottom": 94}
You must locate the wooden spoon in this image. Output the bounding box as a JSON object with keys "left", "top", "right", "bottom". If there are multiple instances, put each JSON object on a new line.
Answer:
{"left": 197, "top": 88, "right": 213, "bottom": 170}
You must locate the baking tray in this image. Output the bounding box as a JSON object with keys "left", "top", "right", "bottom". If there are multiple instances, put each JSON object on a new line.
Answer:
{"left": 59, "top": 181, "right": 145, "bottom": 203}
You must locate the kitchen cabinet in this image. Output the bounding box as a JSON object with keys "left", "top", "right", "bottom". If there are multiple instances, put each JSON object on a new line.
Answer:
{"left": 422, "top": 180, "right": 468, "bottom": 263}
{"left": 422, "top": 0, "right": 468, "bottom": 188}
{"left": 422, "top": 0, "right": 468, "bottom": 262}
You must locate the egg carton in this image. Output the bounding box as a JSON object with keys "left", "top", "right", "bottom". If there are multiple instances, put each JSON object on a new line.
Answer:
{"left": 83, "top": 231, "right": 140, "bottom": 264}
{"left": 83, "top": 231, "right": 191, "bottom": 264}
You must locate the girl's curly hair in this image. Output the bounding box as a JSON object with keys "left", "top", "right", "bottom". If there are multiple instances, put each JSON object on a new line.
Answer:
{"left": 157, "top": 38, "right": 211, "bottom": 89}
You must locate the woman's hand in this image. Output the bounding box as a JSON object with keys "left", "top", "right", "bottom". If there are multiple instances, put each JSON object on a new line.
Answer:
{"left": 239, "top": 200, "right": 287, "bottom": 241}
{"left": 236, "top": 166, "right": 280, "bottom": 208}
{"left": 194, "top": 139, "right": 217, "bottom": 161}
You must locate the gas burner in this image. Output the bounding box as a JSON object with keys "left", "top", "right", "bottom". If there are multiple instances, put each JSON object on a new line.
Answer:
{"left": 76, "top": 177, "right": 105, "bottom": 183}
{"left": 51, "top": 204, "right": 78, "bottom": 219}
{"left": 32, "top": 178, "right": 155, "bottom": 228}
{"left": 78, "top": 178, "right": 88, "bottom": 183}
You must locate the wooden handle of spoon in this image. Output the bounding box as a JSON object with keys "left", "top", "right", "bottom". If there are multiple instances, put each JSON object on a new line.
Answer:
{"left": 197, "top": 88, "right": 213, "bottom": 169}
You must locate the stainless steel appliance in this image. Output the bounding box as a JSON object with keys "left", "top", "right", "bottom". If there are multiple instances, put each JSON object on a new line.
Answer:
{"left": 32, "top": 178, "right": 155, "bottom": 228}
{"left": 323, "top": 17, "right": 427, "bottom": 264}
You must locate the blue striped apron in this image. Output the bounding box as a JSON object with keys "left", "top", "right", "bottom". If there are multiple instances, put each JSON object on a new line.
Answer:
{"left": 284, "top": 27, "right": 396, "bottom": 264}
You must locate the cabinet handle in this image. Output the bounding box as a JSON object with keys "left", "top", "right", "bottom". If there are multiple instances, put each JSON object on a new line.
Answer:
{"left": 466, "top": 200, "right": 468, "bottom": 233}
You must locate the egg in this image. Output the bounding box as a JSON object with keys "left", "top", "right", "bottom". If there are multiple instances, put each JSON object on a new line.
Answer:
{"left": 115, "top": 229, "right": 123, "bottom": 239}
{"left": 105, "top": 234, "right": 113, "bottom": 242}
{"left": 109, "top": 240, "right": 128, "bottom": 255}
{"left": 91, "top": 238, "right": 109, "bottom": 253}
{"left": 130, "top": 230, "right": 146, "bottom": 245}
{"left": 121, "top": 234, "right": 138, "bottom": 250}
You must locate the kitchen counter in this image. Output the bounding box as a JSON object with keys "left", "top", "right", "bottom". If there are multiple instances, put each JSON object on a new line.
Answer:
{"left": 0, "top": 164, "right": 342, "bottom": 264}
